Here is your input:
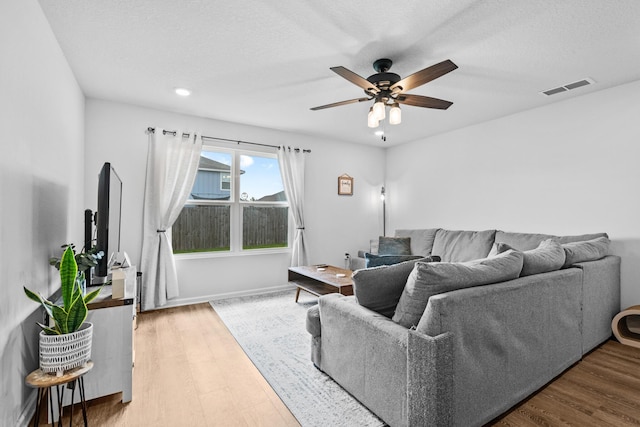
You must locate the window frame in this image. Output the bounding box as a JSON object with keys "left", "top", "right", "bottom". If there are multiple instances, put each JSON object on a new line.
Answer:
{"left": 173, "top": 144, "right": 291, "bottom": 258}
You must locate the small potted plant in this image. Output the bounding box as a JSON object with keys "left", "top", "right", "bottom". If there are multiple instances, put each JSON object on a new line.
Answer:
{"left": 49, "top": 243, "right": 104, "bottom": 294}
{"left": 24, "top": 246, "right": 102, "bottom": 376}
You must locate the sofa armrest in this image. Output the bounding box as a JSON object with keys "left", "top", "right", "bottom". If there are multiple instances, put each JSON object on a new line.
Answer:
{"left": 407, "top": 330, "right": 453, "bottom": 426}
{"left": 306, "top": 305, "right": 322, "bottom": 368}
{"left": 573, "top": 255, "right": 621, "bottom": 353}
{"left": 319, "top": 294, "right": 411, "bottom": 426}
{"left": 350, "top": 255, "right": 366, "bottom": 271}
{"left": 306, "top": 305, "right": 321, "bottom": 338}
{"left": 415, "top": 268, "right": 583, "bottom": 426}
{"left": 319, "top": 293, "right": 455, "bottom": 426}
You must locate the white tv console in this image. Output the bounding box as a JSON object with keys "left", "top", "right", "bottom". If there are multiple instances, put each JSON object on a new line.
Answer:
{"left": 50, "top": 266, "right": 137, "bottom": 421}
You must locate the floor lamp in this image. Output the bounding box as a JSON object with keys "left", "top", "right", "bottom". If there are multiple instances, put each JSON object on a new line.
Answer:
{"left": 381, "top": 186, "right": 386, "bottom": 236}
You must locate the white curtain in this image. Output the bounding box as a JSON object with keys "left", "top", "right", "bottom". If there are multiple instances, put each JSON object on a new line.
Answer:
{"left": 140, "top": 129, "right": 202, "bottom": 310}
{"left": 278, "top": 147, "right": 308, "bottom": 266}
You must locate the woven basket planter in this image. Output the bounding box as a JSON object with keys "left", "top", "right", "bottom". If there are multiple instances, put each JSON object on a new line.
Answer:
{"left": 39, "top": 322, "right": 93, "bottom": 377}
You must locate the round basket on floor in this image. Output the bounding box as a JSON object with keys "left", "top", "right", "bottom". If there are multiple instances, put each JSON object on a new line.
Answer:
{"left": 39, "top": 322, "right": 93, "bottom": 376}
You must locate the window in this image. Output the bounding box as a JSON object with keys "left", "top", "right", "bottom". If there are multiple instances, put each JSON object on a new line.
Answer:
{"left": 220, "top": 174, "right": 230, "bottom": 191}
{"left": 172, "top": 147, "right": 288, "bottom": 254}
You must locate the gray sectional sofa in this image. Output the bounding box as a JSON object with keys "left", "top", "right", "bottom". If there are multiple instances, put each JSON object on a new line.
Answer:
{"left": 306, "top": 228, "right": 620, "bottom": 427}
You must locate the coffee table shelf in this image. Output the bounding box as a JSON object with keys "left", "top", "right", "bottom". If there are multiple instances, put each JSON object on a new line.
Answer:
{"left": 288, "top": 265, "right": 353, "bottom": 302}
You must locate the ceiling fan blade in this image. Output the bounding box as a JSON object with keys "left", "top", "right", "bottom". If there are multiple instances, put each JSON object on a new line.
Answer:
{"left": 390, "top": 59, "right": 457, "bottom": 93}
{"left": 330, "top": 66, "right": 380, "bottom": 94}
{"left": 396, "top": 94, "right": 453, "bottom": 110}
{"left": 310, "top": 97, "right": 372, "bottom": 111}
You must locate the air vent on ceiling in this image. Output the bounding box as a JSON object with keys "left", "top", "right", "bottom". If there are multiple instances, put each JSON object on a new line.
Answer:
{"left": 541, "top": 78, "right": 595, "bottom": 96}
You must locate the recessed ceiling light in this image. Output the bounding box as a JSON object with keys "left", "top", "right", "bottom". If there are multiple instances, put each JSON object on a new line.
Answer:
{"left": 175, "top": 87, "right": 191, "bottom": 97}
{"left": 374, "top": 130, "right": 384, "bottom": 136}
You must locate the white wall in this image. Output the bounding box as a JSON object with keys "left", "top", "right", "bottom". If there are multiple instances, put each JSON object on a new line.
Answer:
{"left": 0, "top": 0, "right": 85, "bottom": 425}
{"left": 386, "top": 80, "right": 640, "bottom": 309}
{"left": 85, "top": 99, "right": 385, "bottom": 305}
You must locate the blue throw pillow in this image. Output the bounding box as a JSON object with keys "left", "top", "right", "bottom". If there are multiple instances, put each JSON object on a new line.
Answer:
{"left": 365, "top": 253, "right": 422, "bottom": 268}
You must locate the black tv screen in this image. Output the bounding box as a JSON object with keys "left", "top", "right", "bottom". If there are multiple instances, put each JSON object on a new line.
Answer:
{"left": 95, "top": 162, "right": 122, "bottom": 282}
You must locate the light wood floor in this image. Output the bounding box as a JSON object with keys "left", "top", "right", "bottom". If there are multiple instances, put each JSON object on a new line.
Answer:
{"left": 42, "top": 303, "right": 299, "bottom": 426}
{"left": 43, "top": 303, "right": 640, "bottom": 426}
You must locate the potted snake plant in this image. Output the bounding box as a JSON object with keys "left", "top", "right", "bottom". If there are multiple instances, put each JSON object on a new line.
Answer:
{"left": 24, "top": 246, "right": 102, "bottom": 375}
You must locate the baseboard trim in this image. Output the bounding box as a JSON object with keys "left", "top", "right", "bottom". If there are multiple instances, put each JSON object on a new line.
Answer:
{"left": 144, "top": 285, "right": 292, "bottom": 311}
{"left": 17, "top": 389, "right": 37, "bottom": 427}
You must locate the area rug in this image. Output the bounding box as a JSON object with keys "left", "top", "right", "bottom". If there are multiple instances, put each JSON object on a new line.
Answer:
{"left": 210, "top": 290, "right": 386, "bottom": 427}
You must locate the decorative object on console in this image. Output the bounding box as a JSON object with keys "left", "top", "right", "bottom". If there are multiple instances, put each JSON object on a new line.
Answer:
{"left": 24, "top": 246, "right": 102, "bottom": 376}
{"left": 338, "top": 174, "right": 353, "bottom": 195}
{"left": 111, "top": 268, "right": 127, "bottom": 299}
{"left": 49, "top": 243, "right": 104, "bottom": 291}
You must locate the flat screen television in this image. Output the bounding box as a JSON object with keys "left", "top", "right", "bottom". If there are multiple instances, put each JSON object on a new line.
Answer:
{"left": 92, "top": 162, "right": 123, "bottom": 284}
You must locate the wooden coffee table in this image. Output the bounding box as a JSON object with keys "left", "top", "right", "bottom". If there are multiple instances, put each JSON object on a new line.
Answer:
{"left": 288, "top": 265, "right": 353, "bottom": 302}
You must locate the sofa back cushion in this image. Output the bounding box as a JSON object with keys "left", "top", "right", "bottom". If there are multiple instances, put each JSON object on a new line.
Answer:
{"left": 491, "top": 239, "right": 566, "bottom": 277}
{"left": 562, "top": 236, "right": 610, "bottom": 267}
{"left": 353, "top": 256, "right": 439, "bottom": 318}
{"left": 431, "top": 229, "right": 496, "bottom": 262}
{"left": 495, "top": 230, "right": 608, "bottom": 251}
{"left": 392, "top": 250, "right": 524, "bottom": 328}
{"left": 394, "top": 228, "right": 440, "bottom": 256}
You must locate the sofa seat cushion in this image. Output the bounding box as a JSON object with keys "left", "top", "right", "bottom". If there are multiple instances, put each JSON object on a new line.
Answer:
{"left": 562, "top": 236, "right": 610, "bottom": 267}
{"left": 378, "top": 236, "right": 412, "bottom": 255}
{"left": 392, "top": 250, "right": 524, "bottom": 328}
{"left": 491, "top": 239, "right": 566, "bottom": 277}
{"left": 353, "top": 257, "right": 439, "bottom": 318}
{"left": 431, "top": 229, "right": 496, "bottom": 262}
{"left": 364, "top": 253, "right": 423, "bottom": 268}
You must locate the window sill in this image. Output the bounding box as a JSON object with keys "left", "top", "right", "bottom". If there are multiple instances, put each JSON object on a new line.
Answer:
{"left": 174, "top": 247, "right": 291, "bottom": 260}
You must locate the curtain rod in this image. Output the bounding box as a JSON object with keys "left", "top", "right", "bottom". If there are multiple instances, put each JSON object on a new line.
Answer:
{"left": 146, "top": 127, "right": 311, "bottom": 153}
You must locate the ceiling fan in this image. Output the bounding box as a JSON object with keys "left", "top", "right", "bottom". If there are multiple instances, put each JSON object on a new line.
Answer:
{"left": 310, "top": 58, "right": 457, "bottom": 128}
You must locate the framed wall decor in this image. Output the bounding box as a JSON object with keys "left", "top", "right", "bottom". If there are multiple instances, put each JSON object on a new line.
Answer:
{"left": 338, "top": 174, "right": 353, "bottom": 195}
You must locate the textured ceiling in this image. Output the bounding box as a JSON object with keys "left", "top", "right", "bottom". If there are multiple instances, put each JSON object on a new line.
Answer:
{"left": 38, "top": 0, "right": 640, "bottom": 147}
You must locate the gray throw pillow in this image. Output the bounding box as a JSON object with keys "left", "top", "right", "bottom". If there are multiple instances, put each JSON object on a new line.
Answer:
{"left": 392, "top": 250, "right": 524, "bottom": 328}
{"left": 490, "top": 239, "right": 565, "bottom": 277}
{"left": 378, "top": 236, "right": 412, "bottom": 255}
{"left": 520, "top": 239, "right": 565, "bottom": 276}
{"left": 562, "top": 236, "right": 610, "bottom": 267}
{"left": 488, "top": 241, "right": 512, "bottom": 257}
{"left": 365, "top": 253, "right": 423, "bottom": 268}
{"left": 353, "top": 256, "right": 439, "bottom": 318}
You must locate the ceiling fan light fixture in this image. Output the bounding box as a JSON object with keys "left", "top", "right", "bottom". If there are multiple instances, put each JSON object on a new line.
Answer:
{"left": 389, "top": 103, "right": 401, "bottom": 125}
{"left": 373, "top": 99, "right": 386, "bottom": 121}
{"left": 367, "top": 107, "right": 379, "bottom": 128}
